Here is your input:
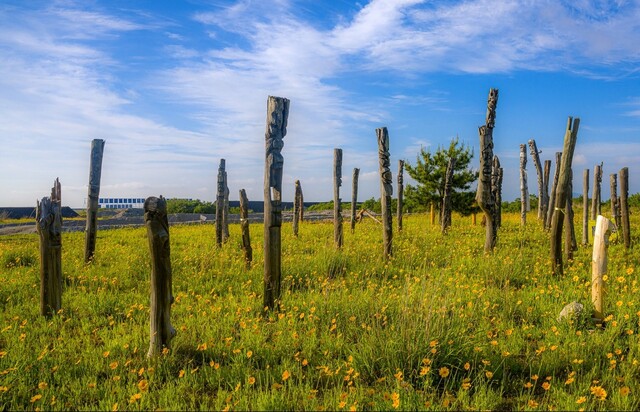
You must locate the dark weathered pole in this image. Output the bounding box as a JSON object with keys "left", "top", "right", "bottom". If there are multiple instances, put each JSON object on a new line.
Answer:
{"left": 263, "top": 96, "right": 289, "bottom": 310}
{"left": 223, "top": 169, "right": 230, "bottom": 242}
{"left": 333, "top": 148, "right": 343, "bottom": 249}
{"left": 441, "top": 157, "right": 456, "bottom": 233}
{"left": 543, "top": 159, "right": 551, "bottom": 220}
{"left": 37, "top": 178, "right": 63, "bottom": 317}
{"left": 528, "top": 139, "right": 546, "bottom": 221}
{"left": 430, "top": 203, "right": 435, "bottom": 225}
{"left": 350, "top": 168, "right": 359, "bottom": 233}
{"left": 545, "top": 152, "right": 562, "bottom": 230}
{"left": 144, "top": 196, "right": 176, "bottom": 357}
{"left": 582, "top": 169, "right": 589, "bottom": 245}
{"left": 519, "top": 144, "right": 528, "bottom": 225}
{"left": 216, "top": 159, "right": 226, "bottom": 247}
{"left": 293, "top": 180, "right": 302, "bottom": 237}
{"left": 84, "top": 139, "right": 105, "bottom": 263}
{"left": 609, "top": 174, "right": 620, "bottom": 229}
{"left": 377, "top": 127, "right": 393, "bottom": 260}
{"left": 565, "top": 169, "right": 577, "bottom": 260}
{"left": 619, "top": 167, "right": 631, "bottom": 249}
{"left": 550, "top": 117, "right": 580, "bottom": 276}
{"left": 591, "top": 163, "right": 602, "bottom": 220}
{"left": 239, "top": 189, "right": 252, "bottom": 268}
{"left": 476, "top": 88, "right": 499, "bottom": 252}
{"left": 493, "top": 158, "right": 503, "bottom": 228}
{"left": 297, "top": 181, "right": 304, "bottom": 223}
{"left": 397, "top": 160, "right": 404, "bottom": 232}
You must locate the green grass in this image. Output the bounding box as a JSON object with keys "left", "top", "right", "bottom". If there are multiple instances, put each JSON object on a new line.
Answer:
{"left": 0, "top": 210, "right": 639, "bottom": 410}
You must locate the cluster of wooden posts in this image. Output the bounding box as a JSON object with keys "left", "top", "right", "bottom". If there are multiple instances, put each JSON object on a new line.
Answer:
{"left": 34, "top": 92, "right": 633, "bottom": 356}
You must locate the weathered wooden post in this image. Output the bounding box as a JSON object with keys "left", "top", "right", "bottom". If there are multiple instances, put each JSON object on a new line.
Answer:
{"left": 297, "top": 181, "right": 304, "bottom": 223}
{"left": 430, "top": 203, "right": 435, "bottom": 225}
{"left": 37, "top": 178, "right": 63, "bottom": 318}
{"left": 591, "top": 163, "right": 602, "bottom": 220}
{"left": 223, "top": 169, "right": 230, "bottom": 242}
{"left": 619, "top": 167, "right": 631, "bottom": 249}
{"left": 397, "top": 160, "right": 404, "bottom": 232}
{"left": 84, "top": 139, "right": 105, "bottom": 263}
{"left": 216, "top": 159, "right": 226, "bottom": 247}
{"left": 565, "top": 169, "right": 577, "bottom": 260}
{"left": 293, "top": 180, "right": 302, "bottom": 237}
{"left": 350, "top": 168, "right": 359, "bottom": 233}
{"left": 144, "top": 196, "right": 176, "bottom": 357}
{"left": 441, "top": 157, "right": 456, "bottom": 233}
{"left": 543, "top": 159, "right": 551, "bottom": 219}
{"left": 528, "top": 139, "right": 547, "bottom": 222}
{"left": 239, "top": 189, "right": 252, "bottom": 268}
{"left": 493, "top": 157, "right": 503, "bottom": 228}
{"left": 263, "top": 96, "right": 289, "bottom": 310}
{"left": 476, "top": 88, "right": 499, "bottom": 252}
{"left": 582, "top": 169, "right": 589, "bottom": 245}
{"left": 550, "top": 117, "right": 579, "bottom": 276}
{"left": 333, "top": 148, "right": 343, "bottom": 249}
{"left": 545, "top": 152, "right": 562, "bottom": 230}
{"left": 592, "top": 215, "right": 615, "bottom": 325}
{"left": 377, "top": 127, "right": 393, "bottom": 260}
{"left": 519, "top": 144, "right": 528, "bottom": 225}
{"left": 609, "top": 174, "right": 620, "bottom": 229}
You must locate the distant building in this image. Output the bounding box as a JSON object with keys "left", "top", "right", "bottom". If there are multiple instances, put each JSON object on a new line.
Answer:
{"left": 99, "top": 198, "right": 145, "bottom": 209}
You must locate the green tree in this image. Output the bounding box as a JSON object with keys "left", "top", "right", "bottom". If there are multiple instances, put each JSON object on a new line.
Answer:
{"left": 404, "top": 138, "right": 478, "bottom": 216}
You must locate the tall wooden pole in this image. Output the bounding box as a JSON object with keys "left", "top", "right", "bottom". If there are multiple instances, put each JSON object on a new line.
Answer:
{"left": 216, "top": 159, "right": 226, "bottom": 247}
{"left": 430, "top": 203, "right": 435, "bottom": 225}
{"left": 493, "top": 157, "right": 503, "bottom": 228}
{"left": 582, "top": 169, "right": 589, "bottom": 245}
{"left": 565, "top": 169, "right": 577, "bottom": 260}
{"left": 528, "top": 139, "right": 546, "bottom": 221}
{"left": 441, "top": 157, "right": 456, "bottom": 233}
{"left": 333, "top": 148, "right": 343, "bottom": 249}
{"left": 476, "top": 88, "right": 499, "bottom": 252}
{"left": 519, "top": 144, "right": 528, "bottom": 225}
{"left": 545, "top": 152, "right": 562, "bottom": 230}
{"left": 37, "top": 178, "right": 63, "bottom": 317}
{"left": 144, "top": 196, "right": 176, "bottom": 357}
{"left": 293, "top": 180, "right": 302, "bottom": 237}
{"left": 263, "top": 96, "right": 289, "bottom": 311}
{"left": 350, "top": 168, "right": 359, "bottom": 233}
{"left": 609, "top": 174, "right": 620, "bottom": 228}
{"left": 591, "top": 164, "right": 602, "bottom": 220}
{"left": 550, "top": 117, "right": 580, "bottom": 276}
{"left": 377, "top": 127, "right": 393, "bottom": 260}
{"left": 223, "top": 168, "right": 230, "bottom": 242}
{"left": 543, "top": 160, "right": 550, "bottom": 216}
{"left": 592, "top": 215, "right": 615, "bottom": 324}
{"left": 84, "top": 139, "right": 105, "bottom": 263}
{"left": 239, "top": 189, "right": 252, "bottom": 268}
{"left": 397, "top": 160, "right": 404, "bottom": 232}
{"left": 619, "top": 167, "right": 631, "bottom": 249}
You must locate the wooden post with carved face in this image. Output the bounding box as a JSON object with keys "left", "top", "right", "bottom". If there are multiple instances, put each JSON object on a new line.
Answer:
{"left": 37, "top": 178, "right": 63, "bottom": 317}
{"left": 377, "top": 127, "right": 393, "bottom": 260}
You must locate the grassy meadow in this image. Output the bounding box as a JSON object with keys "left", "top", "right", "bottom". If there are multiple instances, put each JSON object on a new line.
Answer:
{"left": 1, "top": 209, "right": 639, "bottom": 410}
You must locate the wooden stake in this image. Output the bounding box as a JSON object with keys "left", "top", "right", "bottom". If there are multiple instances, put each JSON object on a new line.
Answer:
{"left": 592, "top": 215, "right": 615, "bottom": 324}
{"left": 609, "top": 174, "right": 620, "bottom": 229}
{"left": 542, "top": 159, "right": 550, "bottom": 215}
{"left": 333, "top": 148, "right": 343, "bottom": 249}
{"left": 591, "top": 163, "right": 602, "bottom": 220}
{"left": 528, "top": 139, "right": 547, "bottom": 221}
{"left": 582, "top": 169, "right": 589, "bottom": 245}
{"left": 37, "top": 178, "right": 62, "bottom": 317}
{"left": 350, "top": 168, "right": 359, "bottom": 233}
{"left": 550, "top": 117, "right": 580, "bottom": 276}
{"left": 216, "top": 159, "right": 226, "bottom": 247}
{"left": 84, "top": 139, "right": 105, "bottom": 263}
{"left": 293, "top": 180, "right": 302, "bottom": 237}
{"left": 476, "top": 88, "right": 499, "bottom": 252}
{"left": 144, "top": 196, "right": 176, "bottom": 357}
{"left": 377, "top": 127, "right": 393, "bottom": 260}
{"left": 239, "top": 189, "right": 252, "bottom": 268}
{"left": 263, "top": 96, "right": 289, "bottom": 310}
{"left": 519, "top": 144, "right": 528, "bottom": 225}
{"left": 430, "top": 203, "right": 435, "bottom": 226}
{"left": 441, "top": 157, "right": 456, "bottom": 233}
{"left": 397, "top": 160, "right": 404, "bottom": 232}
{"left": 565, "top": 169, "right": 577, "bottom": 260}
{"left": 494, "top": 158, "right": 503, "bottom": 228}
{"left": 619, "top": 167, "right": 631, "bottom": 249}
{"left": 223, "top": 168, "right": 230, "bottom": 242}
{"left": 545, "top": 152, "right": 562, "bottom": 230}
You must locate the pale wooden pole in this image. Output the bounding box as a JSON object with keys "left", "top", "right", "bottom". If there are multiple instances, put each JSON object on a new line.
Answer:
{"left": 441, "top": 157, "right": 456, "bottom": 233}
{"left": 591, "top": 164, "right": 603, "bottom": 220}
{"left": 545, "top": 152, "right": 562, "bottom": 230}
{"left": 263, "top": 96, "right": 289, "bottom": 310}
{"left": 528, "top": 139, "right": 546, "bottom": 221}
{"left": 519, "top": 144, "right": 528, "bottom": 225}
{"left": 609, "top": 174, "right": 620, "bottom": 229}
{"left": 333, "top": 148, "right": 343, "bottom": 249}
{"left": 84, "top": 139, "right": 105, "bottom": 263}
{"left": 292, "top": 180, "right": 301, "bottom": 237}
{"left": 397, "top": 160, "right": 404, "bottom": 232}
{"left": 350, "top": 168, "right": 359, "bottom": 233}
{"left": 37, "top": 178, "right": 63, "bottom": 317}
{"left": 377, "top": 127, "right": 393, "bottom": 260}
{"left": 592, "top": 215, "right": 615, "bottom": 324}
{"left": 565, "top": 169, "right": 577, "bottom": 260}
{"left": 582, "top": 169, "right": 589, "bottom": 245}
{"left": 215, "top": 159, "right": 225, "bottom": 247}
{"left": 476, "top": 88, "right": 499, "bottom": 252}
{"left": 144, "top": 196, "right": 176, "bottom": 357}
{"left": 550, "top": 117, "right": 580, "bottom": 276}
{"left": 239, "top": 189, "right": 252, "bottom": 268}
{"left": 619, "top": 167, "right": 631, "bottom": 249}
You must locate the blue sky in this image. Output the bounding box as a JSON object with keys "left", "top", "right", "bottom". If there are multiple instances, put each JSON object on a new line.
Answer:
{"left": 1, "top": 0, "right": 639, "bottom": 208}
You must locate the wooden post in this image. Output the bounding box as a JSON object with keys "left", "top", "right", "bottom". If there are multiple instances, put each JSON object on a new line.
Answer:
{"left": 377, "top": 127, "right": 393, "bottom": 260}
{"left": 592, "top": 215, "right": 615, "bottom": 324}
{"left": 441, "top": 157, "right": 456, "bottom": 233}
{"left": 333, "top": 148, "right": 343, "bottom": 249}
{"left": 528, "top": 139, "right": 547, "bottom": 221}
{"left": 297, "top": 181, "right": 304, "bottom": 223}
{"left": 472, "top": 213, "right": 477, "bottom": 226}
{"left": 37, "top": 178, "right": 62, "bottom": 317}
{"left": 263, "top": 96, "right": 289, "bottom": 310}
{"left": 239, "top": 189, "right": 252, "bottom": 268}
{"left": 430, "top": 203, "right": 435, "bottom": 225}
{"left": 543, "top": 159, "right": 550, "bottom": 216}
{"left": 545, "top": 152, "right": 562, "bottom": 230}
{"left": 293, "top": 180, "right": 302, "bottom": 237}
{"left": 144, "top": 196, "right": 176, "bottom": 357}
{"left": 397, "top": 160, "right": 404, "bottom": 232}
{"left": 619, "top": 167, "right": 631, "bottom": 249}
{"left": 494, "top": 158, "right": 503, "bottom": 228}
{"left": 565, "top": 169, "right": 577, "bottom": 260}
{"left": 223, "top": 169, "right": 230, "bottom": 242}
{"left": 84, "top": 139, "right": 105, "bottom": 263}
{"left": 519, "top": 144, "right": 528, "bottom": 225}
{"left": 476, "top": 88, "right": 499, "bottom": 252}
{"left": 216, "top": 159, "right": 225, "bottom": 247}
{"left": 609, "top": 174, "right": 620, "bottom": 229}
{"left": 591, "top": 164, "right": 602, "bottom": 220}
{"left": 582, "top": 169, "right": 589, "bottom": 245}
{"left": 350, "top": 168, "right": 359, "bottom": 233}
{"left": 550, "top": 117, "right": 580, "bottom": 276}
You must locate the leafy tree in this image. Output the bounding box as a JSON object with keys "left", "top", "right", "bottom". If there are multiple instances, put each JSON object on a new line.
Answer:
{"left": 404, "top": 138, "right": 478, "bottom": 216}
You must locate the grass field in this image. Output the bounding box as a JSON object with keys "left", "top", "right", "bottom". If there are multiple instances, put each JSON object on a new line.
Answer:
{"left": 1, "top": 210, "right": 639, "bottom": 410}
